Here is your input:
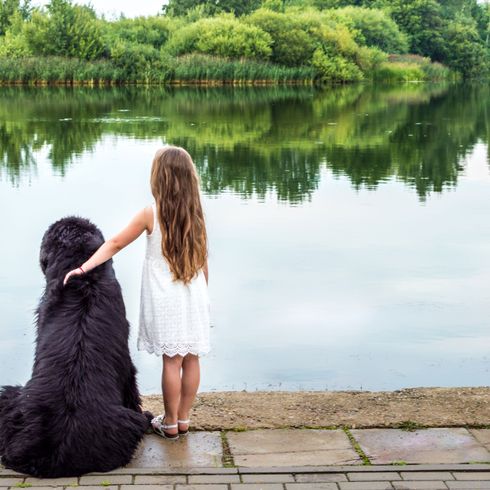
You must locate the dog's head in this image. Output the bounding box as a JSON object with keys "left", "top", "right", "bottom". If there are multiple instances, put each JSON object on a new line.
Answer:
{"left": 40, "top": 217, "right": 105, "bottom": 279}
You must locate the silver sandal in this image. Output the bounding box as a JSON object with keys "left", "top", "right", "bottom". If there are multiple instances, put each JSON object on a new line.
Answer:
{"left": 151, "top": 414, "right": 179, "bottom": 440}
{"left": 178, "top": 419, "right": 190, "bottom": 435}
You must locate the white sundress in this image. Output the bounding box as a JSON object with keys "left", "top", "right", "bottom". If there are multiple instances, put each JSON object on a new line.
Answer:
{"left": 137, "top": 202, "right": 211, "bottom": 357}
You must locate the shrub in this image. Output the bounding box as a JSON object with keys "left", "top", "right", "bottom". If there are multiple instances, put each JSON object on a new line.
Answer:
{"left": 23, "top": 2, "right": 105, "bottom": 60}
{"left": 245, "top": 9, "right": 316, "bottom": 66}
{"left": 312, "top": 47, "right": 363, "bottom": 82}
{"left": 106, "top": 16, "right": 173, "bottom": 49}
{"left": 324, "top": 6, "right": 409, "bottom": 54}
{"left": 166, "top": 15, "right": 272, "bottom": 60}
{"left": 373, "top": 61, "right": 426, "bottom": 81}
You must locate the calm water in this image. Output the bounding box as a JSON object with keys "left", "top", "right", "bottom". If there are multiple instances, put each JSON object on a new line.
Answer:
{"left": 0, "top": 84, "right": 489, "bottom": 393}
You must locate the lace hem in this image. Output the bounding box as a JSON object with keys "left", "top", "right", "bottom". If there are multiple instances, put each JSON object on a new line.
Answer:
{"left": 137, "top": 337, "right": 211, "bottom": 357}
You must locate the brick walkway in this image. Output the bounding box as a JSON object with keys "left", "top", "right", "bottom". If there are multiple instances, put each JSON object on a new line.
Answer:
{"left": 2, "top": 465, "right": 490, "bottom": 490}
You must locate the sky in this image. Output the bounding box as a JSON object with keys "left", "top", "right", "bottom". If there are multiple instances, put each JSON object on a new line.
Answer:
{"left": 31, "top": 0, "right": 167, "bottom": 18}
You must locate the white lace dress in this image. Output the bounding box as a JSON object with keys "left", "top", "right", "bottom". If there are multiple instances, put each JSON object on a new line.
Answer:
{"left": 137, "top": 202, "right": 211, "bottom": 357}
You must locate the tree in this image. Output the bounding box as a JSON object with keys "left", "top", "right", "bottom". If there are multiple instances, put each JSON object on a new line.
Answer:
{"left": 445, "top": 19, "right": 488, "bottom": 78}
{"left": 166, "top": 15, "right": 272, "bottom": 60}
{"left": 325, "top": 6, "right": 408, "bottom": 53}
{"left": 0, "top": 0, "right": 30, "bottom": 35}
{"left": 23, "top": 0, "right": 105, "bottom": 60}
{"left": 245, "top": 9, "right": 316, "bottom": 65}
{"left": 163, "top": 0, "right": 262, "bottom": 17}
{"left": 386, "top": 0, "right": 448, "bottom": 62}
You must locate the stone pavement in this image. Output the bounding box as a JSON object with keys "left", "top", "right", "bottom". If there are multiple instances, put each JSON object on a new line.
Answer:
{"left": 1, "top": 428, "right": 490, "bottom": 489}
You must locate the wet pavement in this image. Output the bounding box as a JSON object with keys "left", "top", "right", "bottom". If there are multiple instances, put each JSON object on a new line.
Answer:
{"left": 1, "top": 428, "right": 490, "bottom": 489}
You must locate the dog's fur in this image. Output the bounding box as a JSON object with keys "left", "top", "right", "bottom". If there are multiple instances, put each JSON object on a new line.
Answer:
{"left": 0, "top": 217, "right": 152, "bottom": 477}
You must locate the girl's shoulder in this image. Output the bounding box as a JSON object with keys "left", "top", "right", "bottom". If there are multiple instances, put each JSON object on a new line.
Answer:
{"left": 144, "top": 202, "right": 156, "bottom": 236}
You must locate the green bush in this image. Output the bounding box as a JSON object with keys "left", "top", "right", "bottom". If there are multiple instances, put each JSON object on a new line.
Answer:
{"left": 373, "top": 61, "right": 426, "bottom": 81}
{"left": 324, "top": 6, "right": 409, "bottom": 53}
{"left": 245, "top": 9, "right": 316, "bottom": 66}
{"left": 312, "top": 47, "right": 363, "bottom": 82}
{"left": 105, "top": 16, "right": 173, "bottom": 49}
{"left": 22, "top": 1, "right": 105, "bottom": 60}
{"left": 166, "top": 15, "right": 273, "bottom": 60}
{"left": 444, "top": 20, "right": 488, "bottom": 79}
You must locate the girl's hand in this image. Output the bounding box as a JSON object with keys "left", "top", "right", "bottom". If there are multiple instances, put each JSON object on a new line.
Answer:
{"left": 63, "top": 267, "right": 85, "bottom": 286}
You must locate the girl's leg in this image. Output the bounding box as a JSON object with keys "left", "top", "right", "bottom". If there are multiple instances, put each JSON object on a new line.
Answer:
{"left": 161, "top": 354, "right": 184, "bottom": 435}
{"left": 178, "top": 354, "right": 200, "bottom": 428}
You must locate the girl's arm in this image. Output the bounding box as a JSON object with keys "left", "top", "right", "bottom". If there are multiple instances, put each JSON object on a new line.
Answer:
{"left": 63, "top": 207, "right": 152, "bottom": 285}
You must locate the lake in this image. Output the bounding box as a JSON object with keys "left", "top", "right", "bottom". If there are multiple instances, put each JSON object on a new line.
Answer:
{"left": 0, "top": 83, "right": 489, "bottom": 394}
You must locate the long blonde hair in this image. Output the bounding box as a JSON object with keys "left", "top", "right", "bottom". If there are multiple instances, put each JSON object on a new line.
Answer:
{"left": 150, "top": 146, "right": 208, "bottom": 284}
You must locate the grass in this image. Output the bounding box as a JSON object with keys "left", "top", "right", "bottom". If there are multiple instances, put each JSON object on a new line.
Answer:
{"left": 220, "top": 431, "right": 236, "bottom": 468}
{"left": 0, "top": 54, "right": 315, "bottom": 85}
{"left": 14, "top": 484, "right": 32, "bottom": 488}
{"left": 373, "top": 54, "right": 455, "bottom": 82}
{"left": 396, "top": 420, "right": 425, "bottom": 432}
{"left": 391, "top": 460, "right": 407, "bottom": 465}
{"left": 343, "top": 427, "right": 371, "bottom": 465}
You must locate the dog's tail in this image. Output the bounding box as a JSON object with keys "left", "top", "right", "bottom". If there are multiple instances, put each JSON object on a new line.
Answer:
{"left": 30, "top": 406, "right": 150, "bottom": 477}
{"left": 0, "top": 386, "right": 23, "bottom": 454}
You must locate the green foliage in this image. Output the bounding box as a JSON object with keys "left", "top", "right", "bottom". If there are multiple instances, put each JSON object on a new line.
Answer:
{"left": 312, "top": 47, "right": 363, "bottom": 82}
{"left": 22, "top": 0, "right": 104, "bottom": 60}
{"left": 166, "top": 15, "right": 273, "bottom": 60}
{"left": 373, "top": 61, "right": 426, "bottom": 81}
{"left": 325, "top": 6, "right": 408, "bottom": 53}
{"left": 0, "top": 0, "right": 30, "bottom": 35}
{"left": 245, "top": 9, "right": 316, "bottom": 65}
{"left": 106, "top": 16, "right": 173, "bottom": 49}
{"left": 386, "top": 0, "right": 448, "bottom": 62}
{"left": 0, "top": 0, "right": 483, "bottom": 82}
{"left": 172, "top": 53, "right": 314, "bottom": 81}
{"left": 163, "top": 0, "right": 262, "bottom": 17}
{"left": 0, "top": 11, "right": 30, "bottom": 56}
{"left": 444, "top": 19, "right": 488, "bottom": 78}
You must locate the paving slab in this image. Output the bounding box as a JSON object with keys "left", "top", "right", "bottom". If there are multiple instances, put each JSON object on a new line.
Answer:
{"left": 347, "top": 472, "right": 401, "bottom": 481}
{"left": 351, "top": 428, "right": 490, "bottom": 464}
{"left": 79, "top": 475, "right": 132, "bottom": 485}
{"left": 230, "top": 485, "right": 284, "bottom": 490}
{"left": 128, "top": 433, "right": 223, "bottom": 468}
{"left": 452, "top": 471, "right": 490, "bottom": 480}
{"left": 338, "top": 482, "right": 393, "bottom": 490}
{"left": 392, "top": 482, "right": 447, "bottom": 489}
{"left": 176, "top": 486, "right": 228, "bottom": 490}
{"left": 286, "top": 484, "right": 338, "bottom": 490}
{"left": 188, "top": 474, "right": 241, "bottom": 483}
{"left": 0, "top": 478, "right": 24, "bottom": 486}
{"left": 400, "top": 472, "right": 454, "bottom": 480}
{"left": 24, "top": 477, "right": 79, "bottom": 486}
{"left": 227, "top": 429, "right": 361, "bottom": 467}
{"left": 121, "top": 486, "right": 173, "bottom": 490}
{"left": 295, "top": 474, "right": 348, "bottom": 482}
{"left": 446, "top": 482, "right": 490, "bottom": 489}
{"left": 470, "top": 430, "right": 490, "bottom": 452}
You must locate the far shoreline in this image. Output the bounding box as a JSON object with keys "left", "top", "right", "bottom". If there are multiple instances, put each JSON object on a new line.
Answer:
{"left": 142, "top": 387, "right": 490, "bottom": 430}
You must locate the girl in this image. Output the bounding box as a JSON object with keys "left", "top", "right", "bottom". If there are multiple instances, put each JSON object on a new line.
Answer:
{"left": 63, "top": 146, "right": 211, "bottom": 440}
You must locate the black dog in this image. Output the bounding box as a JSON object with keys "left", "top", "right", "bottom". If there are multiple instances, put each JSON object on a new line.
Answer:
{"left": 0, "top": 217, "right": 152, "bottom": 477}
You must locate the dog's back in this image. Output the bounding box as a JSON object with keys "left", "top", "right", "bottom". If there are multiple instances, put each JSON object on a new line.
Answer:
{"left": 0, "top": 217, "right": 151, "bottom": 477}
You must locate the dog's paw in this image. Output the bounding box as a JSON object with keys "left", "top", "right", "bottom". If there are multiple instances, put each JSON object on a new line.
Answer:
{"left": 142, "top": 411, "right": 154, "bottom": 433}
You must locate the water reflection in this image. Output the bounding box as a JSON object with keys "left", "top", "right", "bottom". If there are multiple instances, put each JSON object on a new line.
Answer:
{"left": 0, "top": 84, "right": 488, "bottom": 202}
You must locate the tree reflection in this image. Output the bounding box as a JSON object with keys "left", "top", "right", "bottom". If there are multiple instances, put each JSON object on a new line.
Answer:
{"left": 0, "top": 83, "right": 488, "bottom": 201}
